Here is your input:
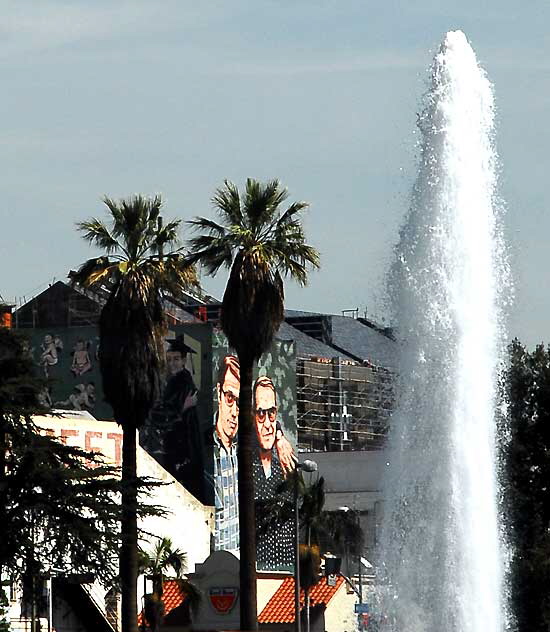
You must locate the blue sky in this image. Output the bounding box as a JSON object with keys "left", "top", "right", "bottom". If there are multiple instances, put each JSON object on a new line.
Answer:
{"left": 1, "top": 1, "right": 548, "bottom": 347}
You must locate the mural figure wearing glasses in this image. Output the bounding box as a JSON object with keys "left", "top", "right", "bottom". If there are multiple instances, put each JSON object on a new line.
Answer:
{"left": 253, "top": 376, "right": 294, "bottom": 570}
{"left": 213, "top": 355, "right": 241, "bottom": 552}
{"left": 212, "top": 358, "right": 296, "bottom": 555}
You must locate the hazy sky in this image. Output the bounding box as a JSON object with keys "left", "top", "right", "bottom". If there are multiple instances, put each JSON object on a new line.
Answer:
{"left": 1, "top": 1, "right": 548, "bottom": 347}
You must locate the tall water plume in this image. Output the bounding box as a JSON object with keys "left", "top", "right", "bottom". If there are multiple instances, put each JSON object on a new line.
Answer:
{"left": 378, "top": 31, "right": 508, "bottom": 632}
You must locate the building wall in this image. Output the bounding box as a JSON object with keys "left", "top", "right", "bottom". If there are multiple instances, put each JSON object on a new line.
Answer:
{"left": 137, "top": 447, "right": 214, "bottom": 573}
{"left": 33, "top": 412, "right": 214, "bottom": 628}
{"left": 323, "top": 582, "right": 359, "bottom": 632}
{"left": 302, "top": 450, "right": 387, "bottom": 558}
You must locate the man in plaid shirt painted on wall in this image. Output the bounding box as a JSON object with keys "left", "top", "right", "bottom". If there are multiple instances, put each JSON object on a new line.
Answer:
{"left": 213, "top": 355, "right": 241, "bottom": 551}
{"left": 213, "top": 355, "right": 297, "bottom": 554}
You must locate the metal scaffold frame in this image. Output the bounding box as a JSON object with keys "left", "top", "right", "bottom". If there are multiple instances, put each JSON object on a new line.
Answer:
{"left": 296, "top": 356, "right": 394, "bottom": 452}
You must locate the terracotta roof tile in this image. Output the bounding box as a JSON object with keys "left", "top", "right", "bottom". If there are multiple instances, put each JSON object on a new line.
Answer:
{"left": 137, "top": 579, "right": 187, "bottom": 627}
{"left": 258, "top": 576, "right": 344, "bottom": 624}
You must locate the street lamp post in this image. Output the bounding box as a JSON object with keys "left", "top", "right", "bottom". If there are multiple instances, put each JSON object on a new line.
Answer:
{"left": 294, "top": 459, "right": 318, "bottom": 632}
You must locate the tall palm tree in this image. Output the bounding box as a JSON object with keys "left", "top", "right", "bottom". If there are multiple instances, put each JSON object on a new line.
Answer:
{"left": 70, "top": 195, "right": 198, "bottom": 632}
{"left": 187, "top": 178, "right": 319, "bottom": 630}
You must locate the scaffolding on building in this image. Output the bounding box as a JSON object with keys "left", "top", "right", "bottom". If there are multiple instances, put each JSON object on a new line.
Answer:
{"left": 296, "top": 356, "right": 394, "bottom": 453}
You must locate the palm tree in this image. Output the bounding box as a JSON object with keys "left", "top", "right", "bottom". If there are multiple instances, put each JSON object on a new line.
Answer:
{"left": 138, "top": 537, "right": 200, "bottom": 632}
{"left": 187, "top": 178, "right": 320, "bottom": 630}
{"left": 70, "top": 195, "right": 198, "bottom": 632}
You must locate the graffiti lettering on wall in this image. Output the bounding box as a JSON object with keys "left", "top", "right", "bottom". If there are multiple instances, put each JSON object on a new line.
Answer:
{"left": 35, "top": 417, "right": 123, "bottom": 467}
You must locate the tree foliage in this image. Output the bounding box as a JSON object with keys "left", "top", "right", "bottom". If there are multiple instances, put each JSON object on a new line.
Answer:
{"left": 139, "top": 537, "right": 200, "bottom": 632}
{"left": 0, "top": 328, "right": 122, "bottom": 583}
{"left": 502, "top": 338, "right": 550, "bottom": 632}
{"left": 187, "top": 178, "right": 319, "bottom": 364}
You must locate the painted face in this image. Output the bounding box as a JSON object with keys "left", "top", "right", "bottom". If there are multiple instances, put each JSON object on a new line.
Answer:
{"left": 44, "top": 335, "right": 53, "bottom": 345}
{"left": 167, "top": 350, "right": 185, "bottom": 376}
{"left": 217, "top": 369, "right": 240, "bottom": 444}
{"left": 254, "top": 384, "right": 277, "bottom": 451}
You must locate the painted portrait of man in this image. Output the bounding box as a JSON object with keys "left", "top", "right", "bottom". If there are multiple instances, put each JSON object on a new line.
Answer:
{"left": 212, "top": 358, "right": 296, "bottom": 556}
{"left": 253, "top": 376, "right": 294, "bottom": 570}
{"left": 213, "top": 355, "right": 241, "bottom": 552}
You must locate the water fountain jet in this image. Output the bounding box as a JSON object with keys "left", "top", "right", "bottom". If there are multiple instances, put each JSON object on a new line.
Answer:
{"left": 378, "top": 30, "right": 508, "bottom": 632}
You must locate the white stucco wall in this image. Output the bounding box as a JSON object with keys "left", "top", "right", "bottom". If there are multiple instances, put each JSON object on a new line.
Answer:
{"left": 324, "top": 581, "right": 359, "bottom": 632}
{"left": 32, "top": 412, "right": 214, "bottom": 627}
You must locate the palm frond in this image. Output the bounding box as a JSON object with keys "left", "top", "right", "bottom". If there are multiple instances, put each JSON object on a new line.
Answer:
{"left": 68, "top": 257, "right": 119, "bottom": 288}
{"left": 188, "top": 216, "right": 228, "bottom": 237}
{"left": 244, "top": 179, "right": 286, "bottom": 233}
{"left": 186, "top": 233, "right": 234, "bottom": 276}
{"left": 76, "top": 219, "right": 121, "bottom": 254}
{"left": 189, "top": 177, "right": 319, "bottom": 357}
{"left": 212, "top": 180, "right": 243, "bottom": 227}
{"left": 275, "top": 201, "right": 309, "bottom": 228}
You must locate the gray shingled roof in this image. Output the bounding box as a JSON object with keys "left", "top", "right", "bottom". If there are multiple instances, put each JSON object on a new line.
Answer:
{"left": 330, "top": 315, "right": 397, "bottom": 368}
{"left": 275, "top": 321, "right": 355, "bottom": 361}
{"left": 283, "top": 309, "right": 397, "bottom": 368}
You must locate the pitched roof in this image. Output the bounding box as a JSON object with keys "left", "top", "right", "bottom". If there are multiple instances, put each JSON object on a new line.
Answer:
{"left": 137, "top": 579, "right": 187, "bottom": 628}
{"left": 330, "top": 315, "right": 397, "bottom": 368}
{"left": 283, "top": 309, "right": 397, "bottom": 368}
{"left": 276, "top": 321, "right": 355, "bottom": 361}
{"left": 258, "top": 575, "right": 344, "bottom": 624}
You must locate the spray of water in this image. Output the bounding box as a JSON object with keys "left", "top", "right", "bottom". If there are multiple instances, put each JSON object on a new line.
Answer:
{"left": 378, "top": 31, "right": 508, "bottom": 632}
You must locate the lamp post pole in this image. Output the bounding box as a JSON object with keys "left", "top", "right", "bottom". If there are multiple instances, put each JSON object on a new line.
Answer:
{"left": 294, "top": 471, "right": 301, "bottom": 632}
{"left": 294, "top": 460, "right": 318, "bottom": 632}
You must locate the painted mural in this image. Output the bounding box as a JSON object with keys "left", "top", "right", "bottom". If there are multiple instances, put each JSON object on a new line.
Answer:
{"left": 20, "top": 323, "right": 297, "bottom": 571}
{"left": 211, "top": 332, "right": 297, "bottom": 571}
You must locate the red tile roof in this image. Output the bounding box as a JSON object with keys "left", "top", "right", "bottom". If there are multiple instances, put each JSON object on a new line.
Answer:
{"left": 258, "top": 576, "right": 344, "bottom": 624}
{"left": 137, "top": 579, "right": 187, "bottom": 628}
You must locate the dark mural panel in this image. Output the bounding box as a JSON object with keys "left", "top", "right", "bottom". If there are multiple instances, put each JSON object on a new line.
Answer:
{"left": 20, "top": 327, "right": 104, "bottom": 416}
{"left": 140, "top": 324, "right": 214, "bottom": 503}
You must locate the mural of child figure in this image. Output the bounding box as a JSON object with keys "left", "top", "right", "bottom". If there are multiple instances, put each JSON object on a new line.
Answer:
{"left": 71, "top": 339, "right": 92, "bottom": 376}
{"left": 55, "top": 383, "right": 96, "bottom": 411}
{"left": 40, "top": 333, "right": 63, "bottom": 376}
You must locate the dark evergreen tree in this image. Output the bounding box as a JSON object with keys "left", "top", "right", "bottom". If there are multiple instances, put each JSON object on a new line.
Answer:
{"left": 502, "top": 338, "right": 550, "bottom": 631}
{"left": 0, "top": 587, "right": 9, "bottom": 632}
{"left": 0, "top": 328, "right": 123, "bottom": 582}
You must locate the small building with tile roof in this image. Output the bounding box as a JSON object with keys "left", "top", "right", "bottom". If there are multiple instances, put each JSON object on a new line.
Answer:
{"left": 258, "top": 575, "right": 357, "bottom": 632}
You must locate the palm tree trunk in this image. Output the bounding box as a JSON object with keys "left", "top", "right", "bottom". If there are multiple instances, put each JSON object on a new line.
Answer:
{"left": 237, "top": 356, "right": 258, "bottom": 631}
{"left": 120, "top": 426, "right": 138, "bottom": 632}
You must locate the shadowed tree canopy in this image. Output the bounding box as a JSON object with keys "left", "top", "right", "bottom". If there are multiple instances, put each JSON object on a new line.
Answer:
{"left": 0, "top": 328, "right": 123, "bottom": 583}
{"left": 502, "top": 338, "right": 550, "bottom": 632}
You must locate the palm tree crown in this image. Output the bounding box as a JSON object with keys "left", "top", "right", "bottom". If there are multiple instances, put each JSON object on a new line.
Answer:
{"left": 138, "top": 537, "right": 187, "bottom": 582}
{"left": 187, "top": 178, "right": 319, "bottom": 361}
{"left": 70, "top": 194, "right": 198, "bottom": 426}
